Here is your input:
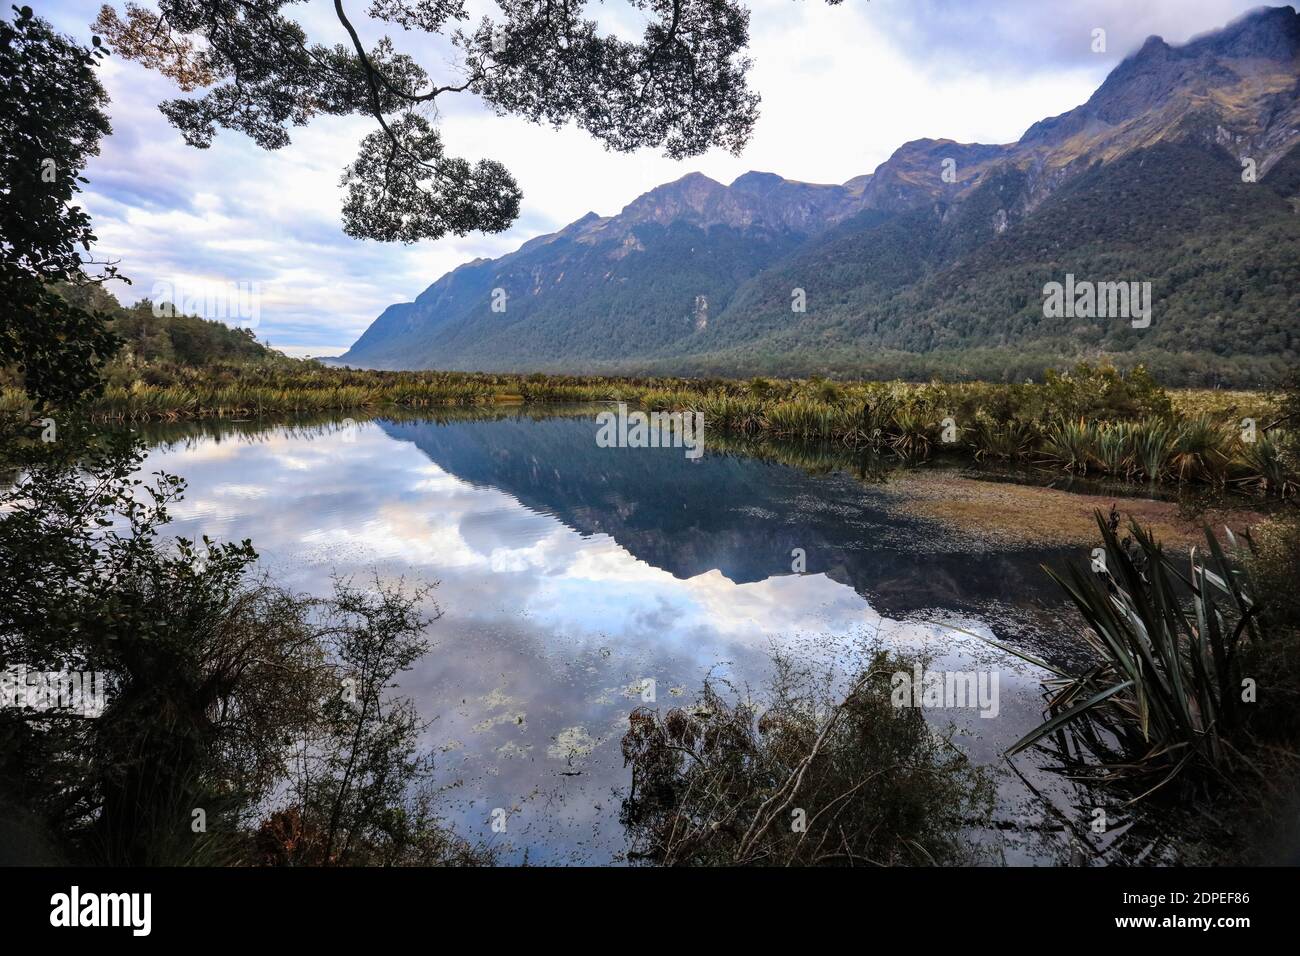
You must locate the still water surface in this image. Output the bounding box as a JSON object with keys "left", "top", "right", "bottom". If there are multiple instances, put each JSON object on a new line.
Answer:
{"left": 135, "top": 407, "right": 1130, "bottom": 865}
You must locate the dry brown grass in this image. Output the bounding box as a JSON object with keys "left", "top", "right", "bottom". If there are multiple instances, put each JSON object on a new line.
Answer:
{"left": 879, "top": 471, "right": 1268, "bottom": 550}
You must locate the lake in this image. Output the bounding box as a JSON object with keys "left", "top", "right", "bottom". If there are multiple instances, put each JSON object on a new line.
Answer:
{"left": 132, "top": 406, "right": 1221, "bottom": 865}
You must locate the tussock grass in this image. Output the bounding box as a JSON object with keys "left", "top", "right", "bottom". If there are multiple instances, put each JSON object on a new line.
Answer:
{"left": 980, "top": 509, "right": 1300, "bottom": 805}
{"left": 56, "top": 360, "right": 1295, "bottom": 497}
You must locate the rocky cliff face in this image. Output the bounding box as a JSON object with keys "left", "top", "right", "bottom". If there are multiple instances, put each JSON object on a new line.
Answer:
{"left": 854, "top": 5, "right": 1300, "bottom": 214}
{"left": 1021, "top": 6, "right": 1299, "bottom": 172}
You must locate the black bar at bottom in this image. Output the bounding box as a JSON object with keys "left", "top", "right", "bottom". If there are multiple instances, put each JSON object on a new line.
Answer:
{"left": 0, "top": 865, "right": 1286, "bottom": 940}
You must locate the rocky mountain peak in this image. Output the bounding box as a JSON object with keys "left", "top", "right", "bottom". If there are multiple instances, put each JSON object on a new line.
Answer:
{"left": 339, "top": 6, "right": 1300, "bottom": 379}
{"left": 1187, "top": 4, "right": 1300, "bottom": 60}
{"left": 1014, "top": 5, "right": 1298, "bottom": 175}
{"left": 729, "top": 171, "right": 787, "bottom": 193}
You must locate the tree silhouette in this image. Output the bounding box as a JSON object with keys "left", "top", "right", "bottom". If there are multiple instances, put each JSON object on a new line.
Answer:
{"left": 0, "top": 5, "right": 119, "bottom": 405}
{"left": 93, "top": 0, "right": 782, "bottom": 243}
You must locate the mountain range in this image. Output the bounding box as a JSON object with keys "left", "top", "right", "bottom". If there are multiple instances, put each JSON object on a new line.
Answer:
{"left": 336, "top": 5, "right": 1300, "bottom": 386}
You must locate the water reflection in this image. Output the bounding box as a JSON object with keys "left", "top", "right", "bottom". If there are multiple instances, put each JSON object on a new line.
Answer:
{"left": 137, "top": 409, "right": 1096, "bottom": 864}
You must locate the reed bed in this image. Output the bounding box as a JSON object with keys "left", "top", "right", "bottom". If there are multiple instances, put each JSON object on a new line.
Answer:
{"left": 44, "top": 362, "right": 1293, "bottom": 497}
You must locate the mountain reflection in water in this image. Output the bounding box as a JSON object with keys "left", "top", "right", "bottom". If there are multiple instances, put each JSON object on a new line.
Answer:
{"left": 137, "top": 409, "right": 1095, "bottom": 864}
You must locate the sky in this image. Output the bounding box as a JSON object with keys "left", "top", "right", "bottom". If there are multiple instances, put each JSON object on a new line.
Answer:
{"left": 40, "top": 0, "right": 1274, "bottom": 356}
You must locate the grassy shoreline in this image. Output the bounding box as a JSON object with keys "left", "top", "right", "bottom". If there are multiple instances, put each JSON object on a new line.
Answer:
{"left": 6, "top": 361, "right": 1294, "bottom": 496}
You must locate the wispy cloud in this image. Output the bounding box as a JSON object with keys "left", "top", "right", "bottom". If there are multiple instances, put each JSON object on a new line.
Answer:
{"left": 870, "top": 0, "right": 1272, "bottom": 70}
{"left": 40, "top": 0, "right": 1273, "bottom": 355}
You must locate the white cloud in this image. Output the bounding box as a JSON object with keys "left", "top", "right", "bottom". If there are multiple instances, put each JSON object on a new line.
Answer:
{"left": 41, "top": 0, "right": 1271, "bottom": 355}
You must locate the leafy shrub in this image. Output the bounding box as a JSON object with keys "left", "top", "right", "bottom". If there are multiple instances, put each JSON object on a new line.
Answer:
{"left": 0, "top": 427, "right": 484, "bottom": 865}
{"left": 619, "top": 652, "right": 993, "bottom": 866}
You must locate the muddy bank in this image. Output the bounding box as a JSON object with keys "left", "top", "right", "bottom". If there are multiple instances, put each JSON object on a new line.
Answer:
{"left": 878, "top": 470, "right": 1268, "bottom": 551}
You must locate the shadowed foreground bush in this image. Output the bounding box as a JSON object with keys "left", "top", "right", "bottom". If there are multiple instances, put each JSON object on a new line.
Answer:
{"left": 991, "top": 508, "right": 1300, "bottom": 806}
{"left": 619, "top": 653, "right": 993, "bottom": 866}
{"left": 0, "top": 427, "right": 489, "bottom": 866}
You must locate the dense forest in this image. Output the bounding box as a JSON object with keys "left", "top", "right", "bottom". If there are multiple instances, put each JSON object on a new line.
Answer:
{"left": 336, "top": 140, "right": 1299, "bottom": 387}
{"left": 674, "top": 142, "right": 1298, "bottom": 385}
{"left": 337, "top": 6, "right": 1300, "bottom": 388}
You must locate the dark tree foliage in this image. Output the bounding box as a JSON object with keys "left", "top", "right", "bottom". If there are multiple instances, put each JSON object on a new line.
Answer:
{"left": 0, "top": 6, "right": 119, "bottom": 406}
{"left": 92, "top": 0, "right": 789, "bottom": 243}
{"left": 340, "top": 113, "right": 520, "bottom": 243}
{"left": 0, "top": 427, "right": 484, "bottom": 865}
{"left": 101, "top": 292, "right": 273, "bottom": 366}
